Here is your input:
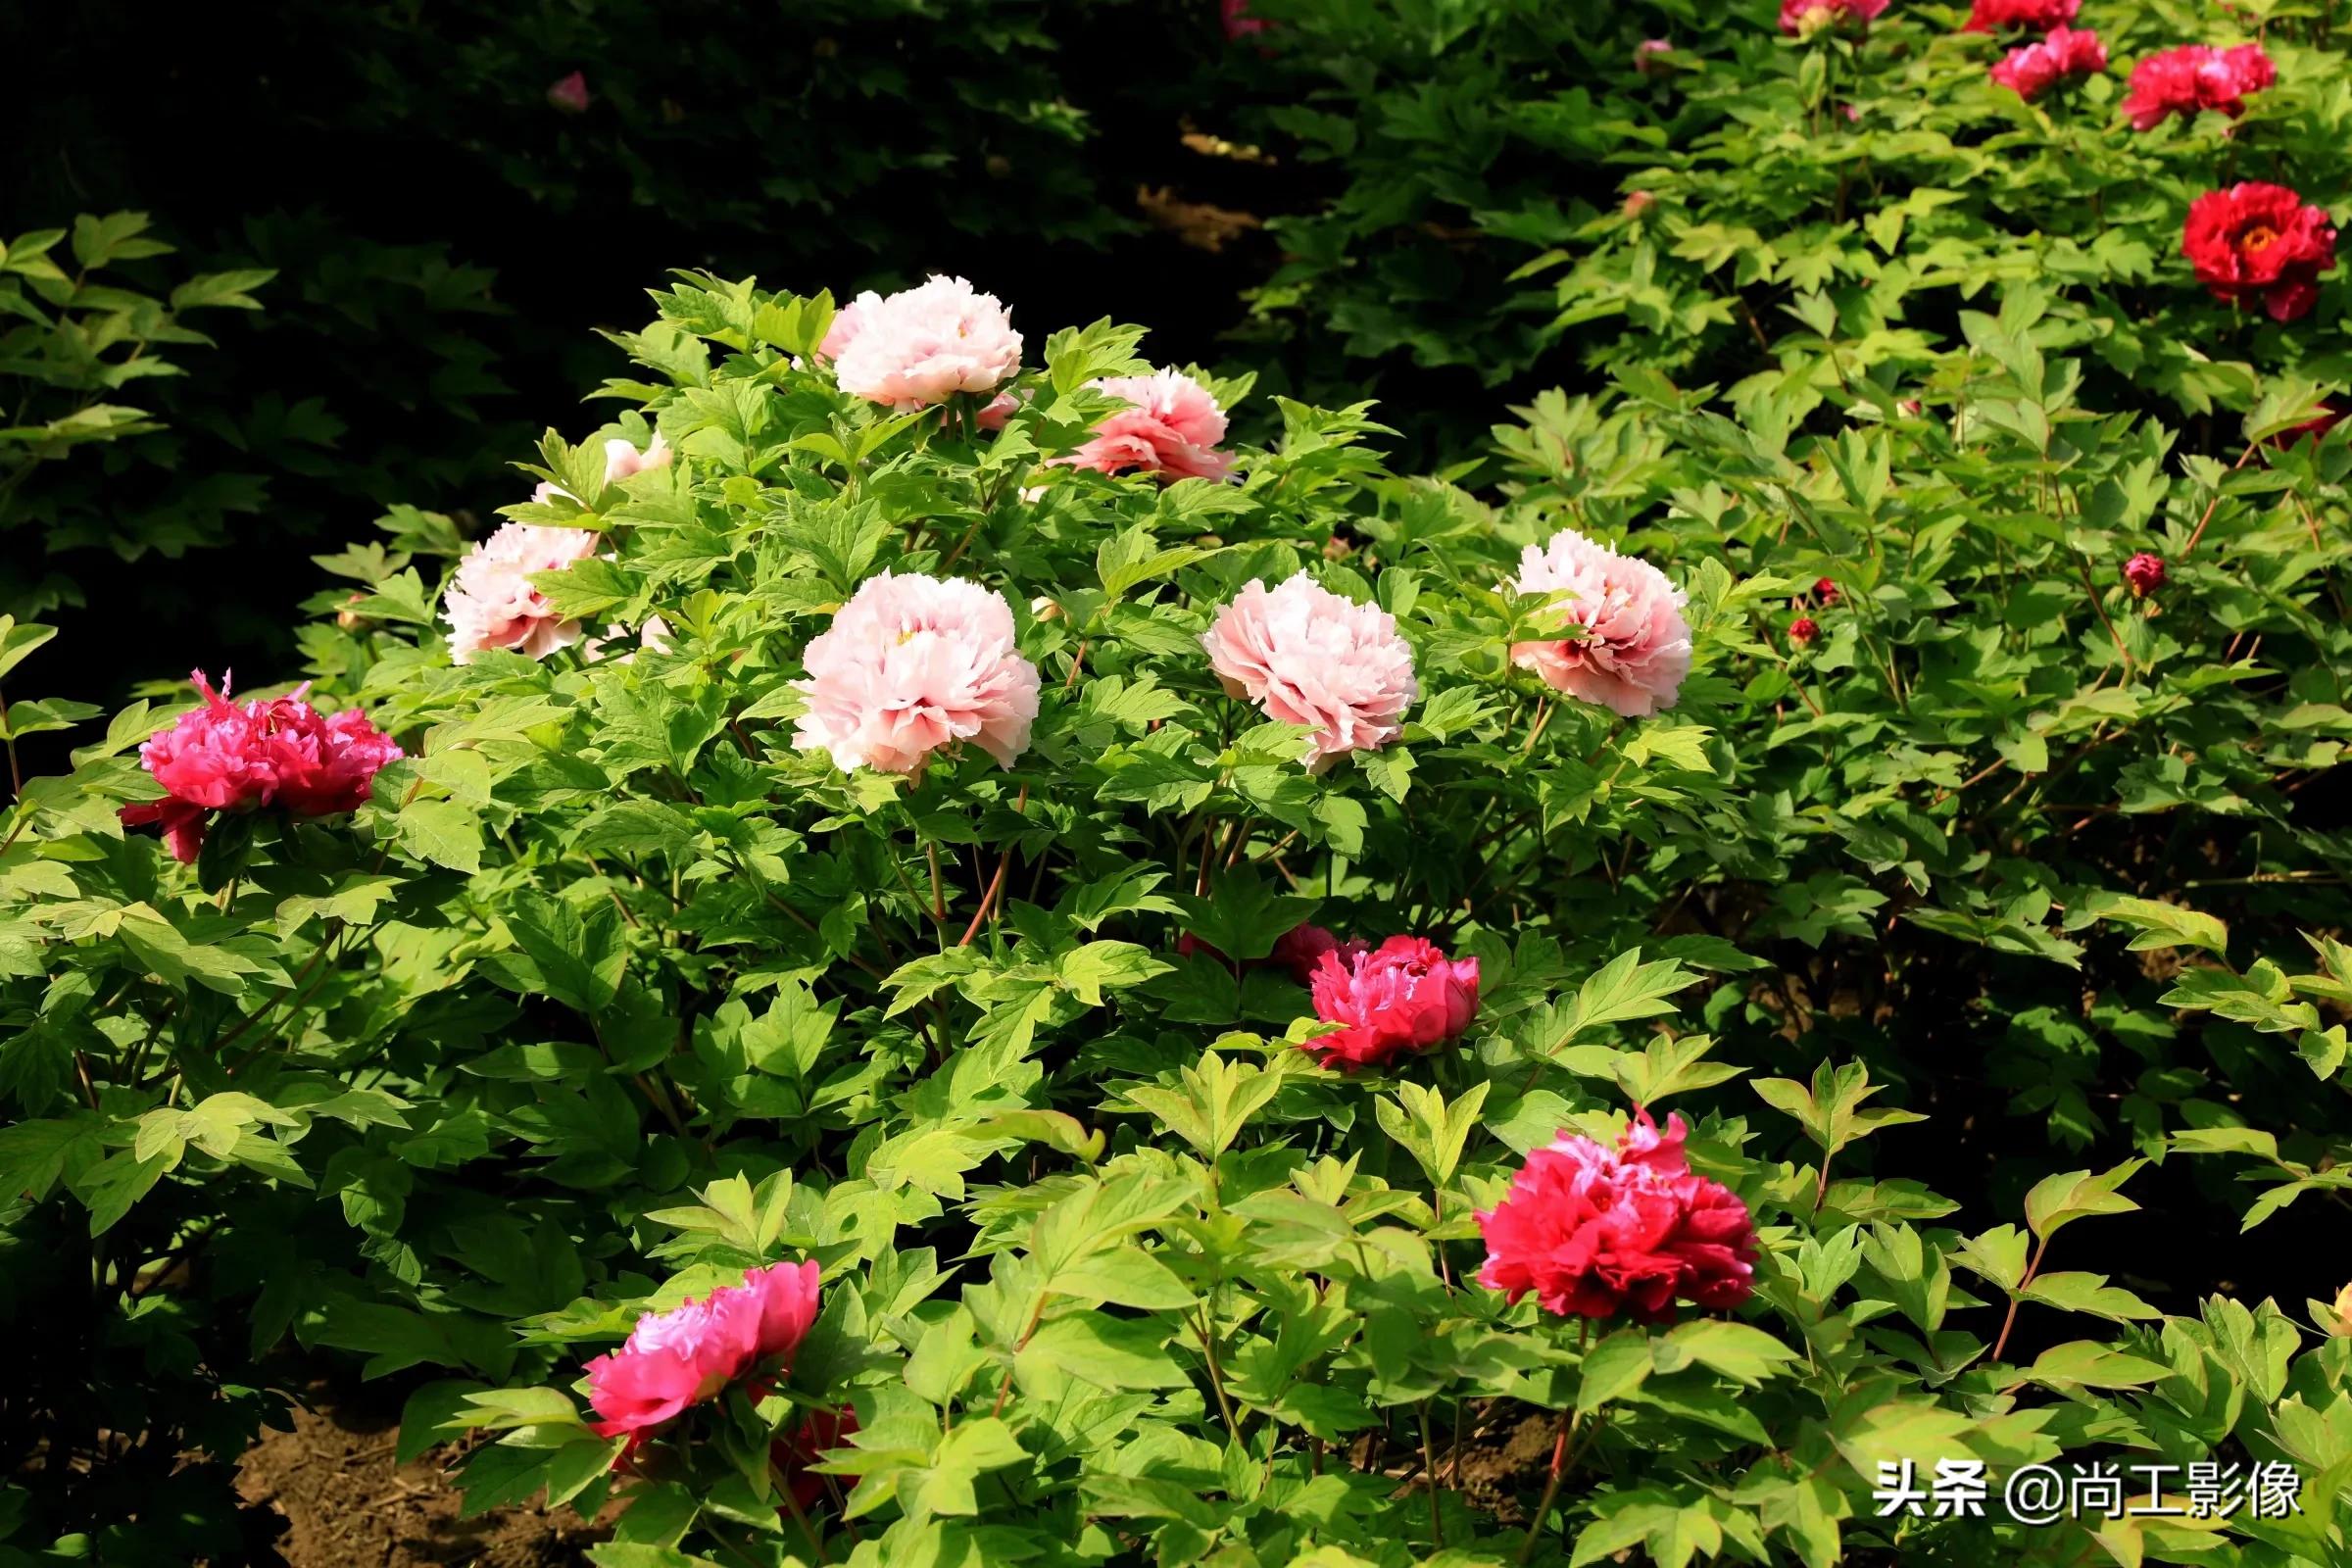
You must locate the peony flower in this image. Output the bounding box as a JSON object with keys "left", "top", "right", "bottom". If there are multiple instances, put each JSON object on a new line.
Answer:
{"left": 1989, "top": 26, "right": 2106, "bottom": 97}
{"left": 443, "top": 522, "right": 602, "bottom": 664}
{"left": 1059, "top": 369, "right": 1234, "bottom": 482}
{"left": 584, "top": 1261, "right": 821, "bottom": 1441}
{"left": 1635, "top": 38, "right": 1673, "bottom": 74}
{"left": 975, "top": 391, "right": 1022, "bottom": 431}
{"left": 1508, "top": 528, "right": 1692, "bottom": 718}
{"left": 1812, "top": 577, "right": 1841, "bottom": 606}
{"left": 818, "top": 295, "right": 871, "bottom": 363}
{"left": 2272, "top": 401, "right": 2348, "bottom": 450}
{"left": 2123, "top": 552, "right": 2166, "bottom": 599}
{"left": 769, "top": 1407, "right": 858, "bottom": 1512}
{"left": 120, "top": 671, "right": 403, "bottom": 863}
{"left": 1302, "top": 935, "right": 1481, "bottom": 1071}
{"left": 830, "top": 276, "right": 1022, "bottom": 409}
{"left": 602, "top": 432, "right": 672, "bottom": 484}
{"left": 1960, "top": 0, "right": 2076, "bottom": 31}
{"left": 1221, "top": 0, "right": 1268, "bottom": 40}
{"left": 2122, "top": 43, "right": 2275, "bottom": 131}
{"left": 1201, "top": 574, "right": 1418, "bottom": 770}
{"left": 1778, "top": 0, "right": 1887, "bottom": 36}
{"left": 2182, "top": 182, "right": 2337, "bottom": 322}
{"left": 547, "top": 71, "right": 590, "bottom": 114}
{"left": 792, "top": 571, "right": 1041, "bottom": 774}
{"left": 1623, "top": 190, "right": 1655, "bottom": 220}
{"left": 1475, "top": 1110, "right": 1757, "bottom": 1323}
{"left": 1788, "top": 615, "right": 1820, "bottom": 647}
{"left": 1177, "top": 922, "right": 1367, "bottom": 983}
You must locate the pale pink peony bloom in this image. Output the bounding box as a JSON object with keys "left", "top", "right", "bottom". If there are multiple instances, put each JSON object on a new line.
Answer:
{"left": 1201, "top": 574, "right": 1418, "bottom": 770}
{"left": 1508, "top": 528, "right": 1691, "bottom": 718}
{"left": 831, "top": 276, "right": 1023, "bottom": 409}
{"left": 818, "top": 295, "right": 872, "bottom": 363}
{"left": 443, "top": 522, "right": 602, "bottom": 664}
{"left": 547, "top": 72, "right": 590, "bottom": 114}
{"left": 1060, "top": 369, "right": 1234, "bottom": 482}
{"left": 533, "top": 432, "right": 673, "bottom": 509}
{"left": 792, "top": 571, "right": 1041, "bottom": 774}
{"left": 121, "top": 671, "right": 403, "bottom": 862}
{"left": 1635, "top": 38, "right": 1673, "bottom": 74}
{"left": 584, "top": 1261, "right": 821, "bottom": 1441}
{"left": 975, "top": 391, "right": 1022, "bottom": 431}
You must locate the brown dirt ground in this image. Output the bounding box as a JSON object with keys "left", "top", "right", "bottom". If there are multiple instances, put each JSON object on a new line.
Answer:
{"left": 234, "top": 1385, "right": 605, "bottom": 1568}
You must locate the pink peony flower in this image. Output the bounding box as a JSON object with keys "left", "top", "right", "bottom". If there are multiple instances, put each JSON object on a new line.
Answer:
{"left": 1201, "top": 574, "right": 1419, "bottom": 770}
{"left": 1960, "top": 0, "right": 2076, "bottom": 31}
{"left": 585, "top": 1261, "right": 822, "bottom": 1441}
{"left": 1989, "top": 25, "right": 2106, "bottom": 97}
{"left": 1302, "top": 935, "right": 1481, "bottom": 1071}
{"left": 1623, "top": 190, "right": 1655, "bottom": 220}
{"left": 792, "top": 571, "right": 1041, "bottom": 774}
{"left": 601, "top": 432, "right": 672, "bottom": 483}
{"left": 818, "top": 295, "right": 870, "bottom": 363}
{"left": 1508, "top": 528, "right": 1692, "bottom": 718}
{"left": 1060, "top": 369, "right": 1234, "bottom": 482}
{"left": 120, "top": 671, "right": 403, "bottom": 862}
{"left": 1778, "top": 0, "right": 1887, "bottom": 36}
{"left": 443, "top": 522, "right": 602, "bottom": 664}
{"left": 2124, "top": 552, "right": 2167, "bottom": 599}
{"left": 975, "top": 391, "right": 1022, "bottom": 431}
{"left": 1635, "top": 38, "right": 1673, "bottom": 74}
{"left": 1475, "top": 1110, "right": 1757, "bottom": 1323}
{"left": 2122, "top": 43, "right": 2275, "bottom": 131}
{"left": 830, "top": 276, "right": 1022, "bottom": 409}
{"left": 547, "top": 71, "right": 590, "bottom": 114}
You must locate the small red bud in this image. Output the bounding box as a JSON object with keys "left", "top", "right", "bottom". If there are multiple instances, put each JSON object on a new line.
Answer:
{"left": 2123, "top": 552, "right": 2166, "bottom": 599}
{"left": 1788, "top": 616, "right": 1820, "bottom": 647}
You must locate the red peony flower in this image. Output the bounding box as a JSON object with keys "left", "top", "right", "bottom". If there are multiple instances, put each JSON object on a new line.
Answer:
{"left": 2181, "top": 183, "right": 2337, "bottom": 322}
{"left": 1788, "top": 616, "right": 1821, "bottom": 647}
{"left": 1812, "top": 577, "right": 1841, "bottom": 606}
{"left": 1778, "top": 0, "right": 1887, "bottom": 35}
{"left": 119, "top": 671, "right": 404, "bottom": 863}
{"left": 768, "top": 1406, "right": 858, "bottom": 1513}
{"left": 2123, "top": 553, "right": 2167, "bottom": 599}
{"left": 1475, "top": 1110, "right": 1757, "bottom": 1323}
{"left": 1989, "top": 25, "right": 2106, "bottom": 98}
{"left": 1179, "top": 922, "right": 1368, "bottom": 984}
{"left": 2122, "top": 43, "right": 2274, "bottom": 131}
{"left": 1303, "top": 935, "right": 1480, "bottom": 1070}
{"left": 2272, "top": 401, "right": 2348, "bottom": 450}
{"left": 1961, "top": 0, "right": 2076, "bottom": 30}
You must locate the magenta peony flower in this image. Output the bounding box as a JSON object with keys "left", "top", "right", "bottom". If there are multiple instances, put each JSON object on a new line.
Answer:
{"left": 546, "top": 71, "right": 591, "bottom": 114}
{"left": 830, "top": 276, "right": 1023, "bottom": 409}
{"left": 443, "top": 522, "right": 603, "bottom": 664}
{"left": 1508, "top": 528, "right": 1692, "bottom": 719}
{"left": 2124, "top": 552, "right": 2167, "bottom": 598}
{"left": 1302, "top": 935, "right": 1481, "bottom": 1070}
{"left": 585, "top": 1262, "right": 821, "bottom": 1441}
{"left": 1989, "top": 25, "right": 2106, "bottom": 97}
{"left": 1201, "top": 574, "right": 1419, "bottom": 770}
{"left": 1960, "top": 0, "right": 2076, "bottom": 31}
{"left": 1778, "top": 0, "right": 1887, "bottom": 36}
{"left": 2122, "top": 43, "right": 2275, "bottom": 130}
{"left": 120, "top": 671, "right": 403, "bottom": 862}
{"left": 1476, "top": 1110, "right": 1757, "bottom": 1323}
{"left": 1060, "top": 369, "right": 1234, "bottom": 482}
{"left": 792, "top": 571, "right": 1041, "bottom": 774}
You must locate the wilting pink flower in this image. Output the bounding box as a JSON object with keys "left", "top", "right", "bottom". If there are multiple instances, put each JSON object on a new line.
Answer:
{"left": 1635, "top": 38, "right": 1673, "bottom": 73}
{"left": 547, "top": 72, "right": 590, "bottom": 114}
{"left": 2124, "top": 553, "right": 2167, "bottom": 598}
{"left": 121, "top": 671, "right": 403, "bottom": 862}
{"left": 2182, "top": 182, "right": 2337, "bottom": 322}
{"left": 1779, "top": 0, "right": 1886, "bottom": 36}
{"left": 1202, "top": 574, "right": 1418, "bottom": 770}
{"left": 769, "top": 1408, "right": 858, "bottom": 1512}
{"left": 585, "top": 1261, "right": 822, "bottom": 1441}
{"left": 1788, "top": 616, "right": 1820, "bottom": 647}
{"left": 1508, "top": 528, "right": 1692, "bottom": 718}
{"left": 443, "top": 522, "right": 602, "bottom": 664}
{"left": 1060, "top": 369, "right": 1234, "bottom": 482}
{"left": 1961, "top": 0, "right": 2075, "bottom": 30}
{"left": 792, "top": 571, "right": 1040, "bottom": 774}
{"left": 2123, "top": 43, "right": 2275, "bottom": 130}
{"left": 1990, "top": 25, "right": 2106, "bottom": 97}
{"left": 1476, "top": 1110, "right": 1757, "bottom": 1323}
{"left": 1302, "top": 935, "right": 1480, "bottom": 1071}
{"left": 1221, "top": 0, "right": 1268, "bottom": 40}
{"left": 831, "top": 276, "right": 1022, "bottom": 409}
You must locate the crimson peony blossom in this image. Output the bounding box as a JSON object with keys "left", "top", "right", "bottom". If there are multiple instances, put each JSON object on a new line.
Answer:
{"left": 1778, "top": 0, "right": 1886, "bottom": 35}
{"left": 2181, "top": 182, "right": 2337, "bottom": 322}
{"left": 769, "top": 1407, "right": 858, "bottom": 1512}
{"left": 1960, "top": 0, "right": 2076, "bottom": 31}
{"left": 546, "top": 71, "right": 590, "bottom": 114}
{"left": 1788, "top": 616, "right": 1820, "bottom": 647}
{"left": 1060, "top": 369, "right": 1234, "bottom": 482}
{"left": 585, "top": 1262, "right": 821, "bottom": 1441}
{"left": 1476, "top": 1110, "right": 1757, "bottom": 1323}
{"left": 2122, "top": 43, "right": 2274, "bottom": 130}
{"left": 2124, "top": 553, "right": 2167, "bottom": 599}
{"left": 1201, "top": 574, "right": 1419, "bottom": 770}
{"left": 1178, "top": 922, "right": 1367, "bottom": 983}
{"left": 792, "top": 571, "right": 1041, "bottom": 774}
{"left": 1812, "top": 577, "right": 1841, "bottom": 606}
{"left": 1508, "top": 528, "right": 1692, "bottom": 719}
{"left": 830, "top": 276, "right": 1022, "bottom": 409}
{"left": 1989, "top": 25, "right": 2106, "bottom": 97}
{"left": 121, "top": 671, "right": 403, "bottom": 863}
{"left": 1302, "top": 935, "right": 1480, "bottom": 1070}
